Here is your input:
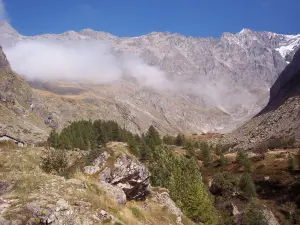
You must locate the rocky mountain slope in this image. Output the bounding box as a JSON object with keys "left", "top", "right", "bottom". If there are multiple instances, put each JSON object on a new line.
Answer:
{"left": 0, "top": 21, "right": 300, "bottom": 136}
{"left": 0, "top": 142, "right": 193, "bottom": 225}
{"left": 0, "top": 44, "right": 50, "bottom": 142}
{"left": 226, "top": 48, "right": 300, "bottom": 149}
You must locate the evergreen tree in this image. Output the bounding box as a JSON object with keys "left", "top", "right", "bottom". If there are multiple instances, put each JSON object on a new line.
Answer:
{"left": 145, "top": 125, "right": 162, "bottom": 148}
{"left": 219, "top": 153, "right": 229, "bottom": 167}
{"left": 239, "top": 173, "right": 257, "bottom": 199}
{"left": 169, "top": 157, "right": 217, "bottom": 224}
{"left": 236, "top": 150, "right": 248, "bottom": 167}
{"left": 201, "top": 144, "right": 212, "bottom": 166}
{"left": 175, "top": 133, "right": 186, "bottom": 146}
{"left": 47, "top": 129, "right": 59, "bottom": 149}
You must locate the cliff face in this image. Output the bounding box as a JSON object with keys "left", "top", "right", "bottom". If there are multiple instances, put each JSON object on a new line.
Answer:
{"left": 226, "top": 49, "right": 300, "bottom": 149}
{"left": 0, "top": 45, "right": 10, "bottom": 69}
{"left": 0, "top": 45, "right": 50, "bottom": 142}
{"left": 258, "top": 49, "right": 300, "bottom": 114}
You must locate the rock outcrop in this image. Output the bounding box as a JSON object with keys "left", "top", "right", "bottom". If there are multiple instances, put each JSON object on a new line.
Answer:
{"left": 84, "top": 150, "right": 151, "bottom": 202}
{"left": 151, "top": 190, "right": 184, "bottom": 225}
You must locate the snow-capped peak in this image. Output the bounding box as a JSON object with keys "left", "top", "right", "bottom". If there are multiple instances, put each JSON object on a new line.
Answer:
{"left": 275, "top": 34, "right": 300, "bottom": 59}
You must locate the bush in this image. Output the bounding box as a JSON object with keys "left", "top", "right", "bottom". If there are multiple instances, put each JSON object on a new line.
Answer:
{"left": 210, "top": 172, "right": 238, "bottom": 198}
{"left": 243, "top": 202, "right": 268, "bottom": 225}
{"left": 41, "top": 149, "right": 68, "bottom": 174}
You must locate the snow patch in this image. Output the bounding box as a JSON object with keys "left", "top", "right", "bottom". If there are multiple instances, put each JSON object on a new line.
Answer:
{"left": 276, "top": 34, "right": 300, "bottom": 58}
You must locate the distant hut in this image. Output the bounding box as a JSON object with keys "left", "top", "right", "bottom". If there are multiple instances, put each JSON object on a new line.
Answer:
{"left": 0, "top": 134, "right": 25, "bottom": 147}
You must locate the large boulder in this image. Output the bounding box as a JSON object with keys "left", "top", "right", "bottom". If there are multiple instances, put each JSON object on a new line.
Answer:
{"left": 84, "top": 151, "right": 151, "bottom": 202}
{"left": 151, "top": 190, "right": 183, "bottom": 225}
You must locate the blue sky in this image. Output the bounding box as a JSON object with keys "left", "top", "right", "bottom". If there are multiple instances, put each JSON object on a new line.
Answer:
{"left": 2, "top": 0, "right": 300, "bottom": 37}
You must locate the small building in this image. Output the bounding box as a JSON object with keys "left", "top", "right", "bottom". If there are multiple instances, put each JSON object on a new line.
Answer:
{"left": 0, "top": 134, "right": 25, "bottom": 147}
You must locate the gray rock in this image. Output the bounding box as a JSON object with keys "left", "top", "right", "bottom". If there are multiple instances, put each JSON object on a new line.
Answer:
{"left": 97, "top": 210, "right": 121, "bottom": 224}
{"left": 55, "top": 199, "right": 69, "bottom": 212}
{"left": 226, "top": 202, "right": 240, "bottom": 216}
{"left": 92, "top": 151, "right": 109, "bottom": 168}
{"left": 98, "top": 181, "right": 127, "bottom": 205}
{"left": 152, "top": 190, "right": 183, "bottom": 225}
{"left": 83, "top": 166, "right": 100, "bottom": 175}
{"left": 25, "top": 199, "right": 72, "bottom": 224}
{"left": 108, "top": 154, "right": 150, "bottom": 201}
{"left": 66, "top": 178, "right": 87, "bottom": 189}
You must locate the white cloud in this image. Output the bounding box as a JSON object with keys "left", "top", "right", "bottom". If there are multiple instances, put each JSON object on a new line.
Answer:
{"left": 3, "top": 38, "right": 259, "bottom": 116}
{"left": 4, "top": 39, "right": 170, "bottom": 87}
{"left": 0, "top": 0, "right": 7, "bottom": 20}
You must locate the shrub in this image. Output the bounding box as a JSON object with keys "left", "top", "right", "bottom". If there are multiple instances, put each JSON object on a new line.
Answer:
{"left": 41, "top": 149, "right": 68, "bottom": 174}
{"left": 243, "top": 202, "right": 268, "bottom": 225}
{"left": 210, "top": 172, "right": 238, "bottom": 198}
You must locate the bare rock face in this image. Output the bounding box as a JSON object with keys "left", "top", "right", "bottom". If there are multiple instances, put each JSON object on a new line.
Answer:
{"left": 98, "top": 181, "right": 127, "bottom": 205}
{"left": 84, "top": 151, "right": 151, "bottom": 202}
{"left": 224, "top": 48, "right": 300, "bottom": 149}
{"left": 152, "top": 190, "right": 183, "bottom": 225}
{"left": 0, "top": 45, "right": 10, "bottom": 69}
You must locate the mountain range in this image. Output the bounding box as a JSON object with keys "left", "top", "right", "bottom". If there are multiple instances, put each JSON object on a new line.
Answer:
{"left": 0, "top": 20, "right": 300, "bottom": 139}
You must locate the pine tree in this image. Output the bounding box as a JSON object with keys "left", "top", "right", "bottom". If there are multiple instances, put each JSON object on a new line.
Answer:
{"left": 145, "top": 125, "right": 162, "bottom": 148}
{"left": 47, "top": 129, "right": 59, "bottom": 149}
{"left": 169, "top": 157, "right": 217, "bottom": 224}
{"left": 236, "top": 150, "right": 248, "bottom": 167}
{"left": 201, "top": 144, "right": 212, "bottom": 166}
{"left": 239, "top": 173, "right": 256, "bottom": 199}
{"left": 219, "top": 153, "right": 229, "bottom": 167}
{"left": 175, "top": 134, "right": 186, "bottom": 146}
